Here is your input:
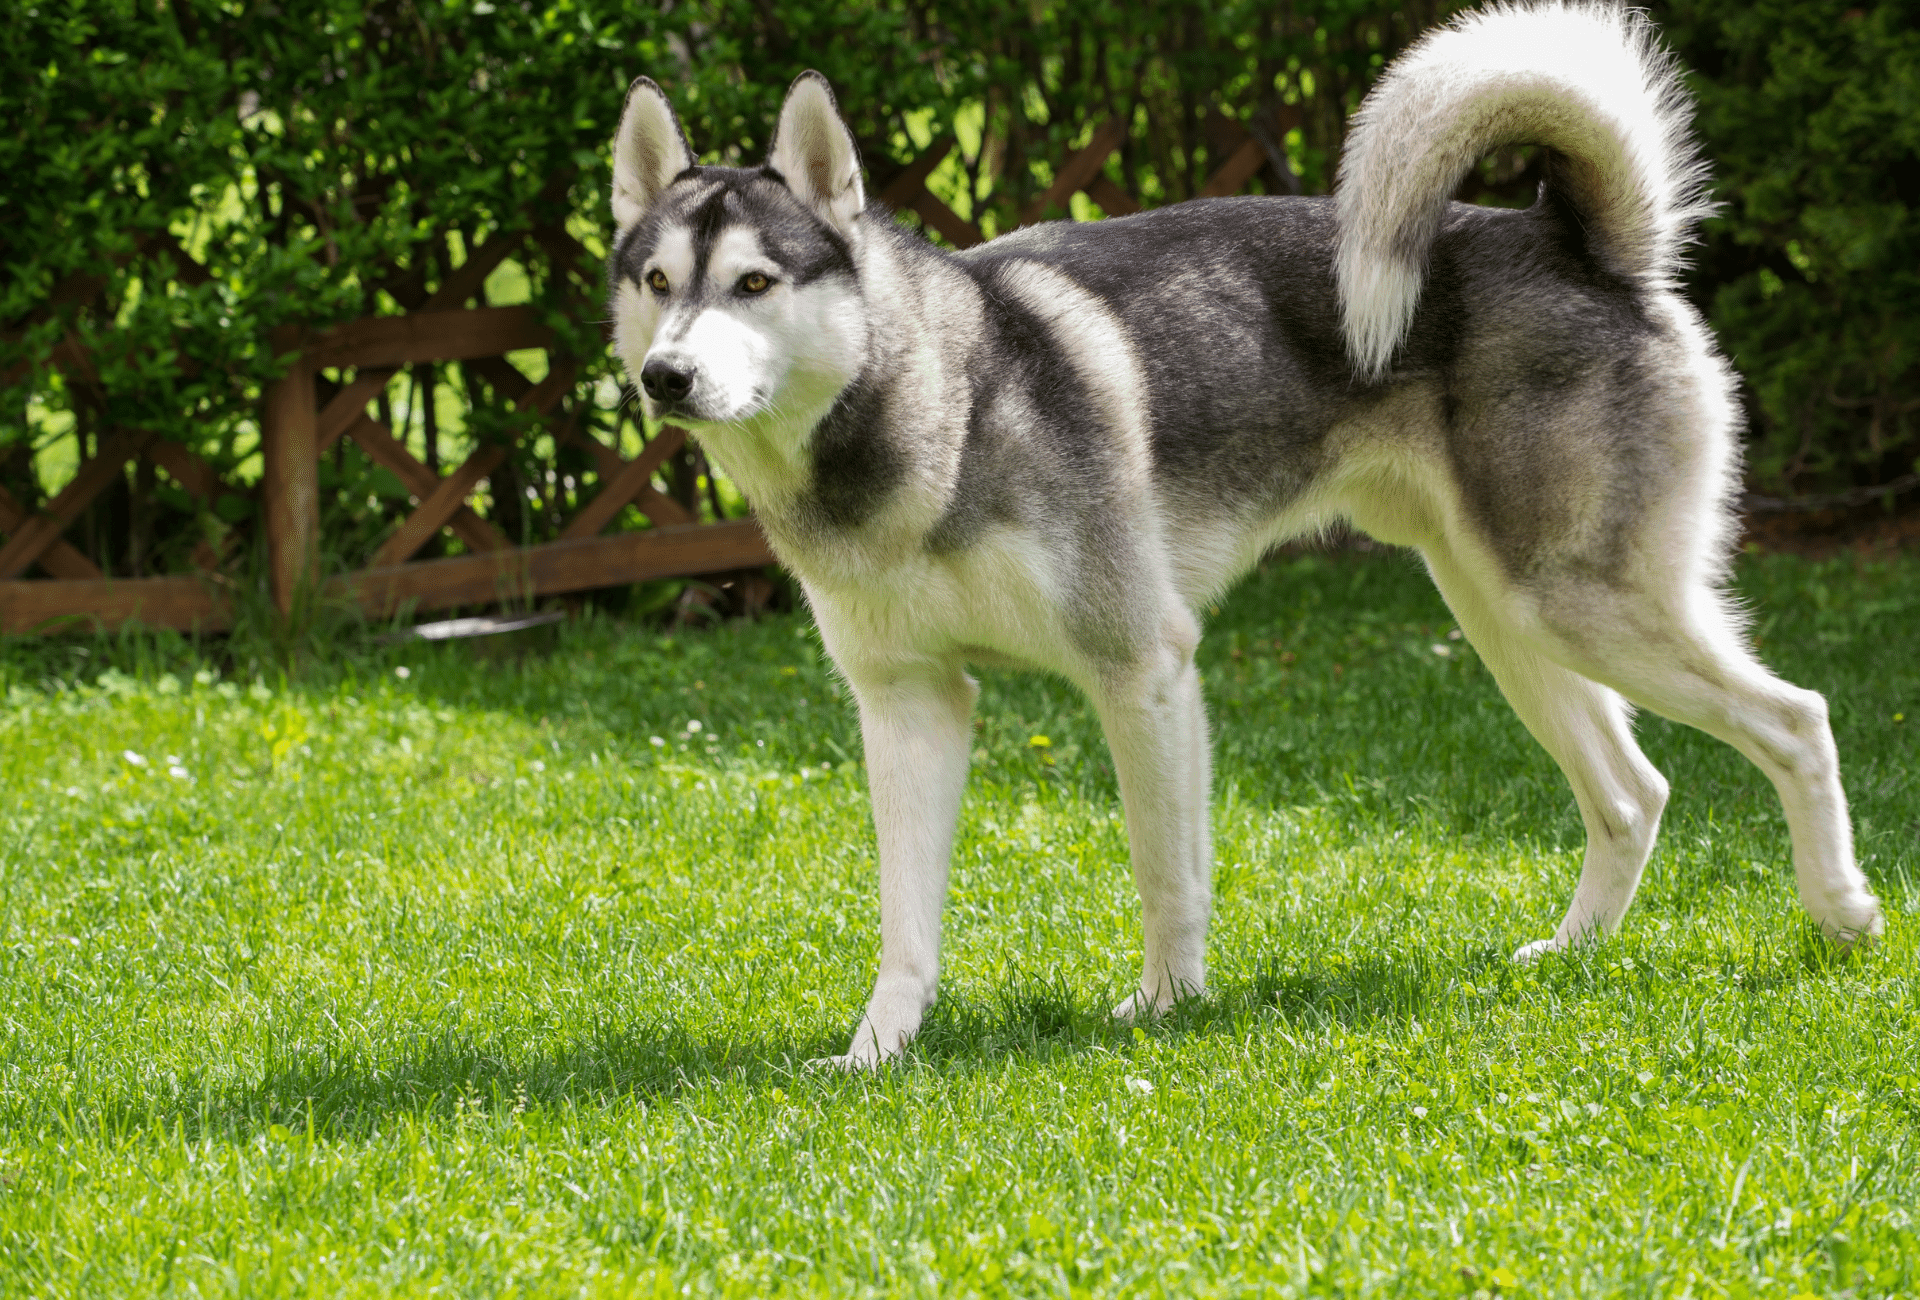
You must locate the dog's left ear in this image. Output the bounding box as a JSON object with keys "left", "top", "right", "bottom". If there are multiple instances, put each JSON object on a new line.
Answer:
{"left": 768, "top": 72, "right": 866, "bottom": 234}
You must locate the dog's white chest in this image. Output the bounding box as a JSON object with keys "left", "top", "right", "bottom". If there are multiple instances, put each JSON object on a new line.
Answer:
{"left": 803, "top": 527, "right": 1079, "bottom": 678}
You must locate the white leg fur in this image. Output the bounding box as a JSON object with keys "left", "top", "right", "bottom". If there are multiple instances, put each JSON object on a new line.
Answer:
{"left": 1424, "top": 546, "right": 1669, "bottom": 961}
{"left": 1091, "top": 626, "right": 1213, "bottom": 1018}
{"left": 1534, "top": 593, "right": 1883, "bottom": 947}
{"left": 1425, "top": 539, "right": 1882, "bottom": 954}
{"left": 831, "top": 664, "right": 978, "bottom": 1068}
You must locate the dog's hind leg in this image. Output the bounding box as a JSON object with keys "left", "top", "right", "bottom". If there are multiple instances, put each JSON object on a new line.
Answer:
{"left": 1429, "top": 538, "right": 1882, "bottom": 952}
{"left": 1524, "top": 579, "right": 1882, "bottom": 949}
{"left": 1423, "top": 546, "right": 1671, "bottom": 960}
{"left": 834, "top": 662, "right": 978, "bottom": 1068}
{"left": 1090, "top": 620, "right": 1213, "bottom": 1019}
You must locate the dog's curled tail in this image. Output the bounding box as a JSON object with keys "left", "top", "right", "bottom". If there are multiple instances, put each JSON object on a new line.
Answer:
{"left": 1334, "top": 2, "right": 1713, "bottom": 382}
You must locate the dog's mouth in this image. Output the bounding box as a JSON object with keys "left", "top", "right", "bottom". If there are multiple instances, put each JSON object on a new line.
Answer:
{"left": 646, "top": 395, "right": 703, "bottom": 423}
{"left": 645, "top": 389, "right": 773, "bottom": 431}
{"left": 643, "top": 390, "right": 740, "bottom": 427}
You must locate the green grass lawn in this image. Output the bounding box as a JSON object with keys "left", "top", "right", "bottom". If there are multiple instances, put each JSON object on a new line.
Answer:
{"left": 0, "top": 550, "right": 1915, "bottom": 1298}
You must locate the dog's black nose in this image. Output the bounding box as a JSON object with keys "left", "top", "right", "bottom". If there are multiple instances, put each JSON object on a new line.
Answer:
{"left": 640, "top": 359, "right": 695, "bottom": 403}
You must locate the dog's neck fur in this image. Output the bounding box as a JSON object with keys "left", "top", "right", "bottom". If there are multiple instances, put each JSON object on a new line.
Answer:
{"left": 688, "top": 217, "right": 966, "bottom": 584}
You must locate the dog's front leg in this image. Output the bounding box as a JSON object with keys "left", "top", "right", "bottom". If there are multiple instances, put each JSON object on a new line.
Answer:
{"left": 832, "top": 664, "right": 977, "bottom": 1068}
{"left": 1092, "top": 635, "right": 1213, "bottom": 1020}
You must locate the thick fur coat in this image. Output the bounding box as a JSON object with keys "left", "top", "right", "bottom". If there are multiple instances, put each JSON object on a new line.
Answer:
{"left": 607, "top": 3, "right": 1883, "bottom": 1067}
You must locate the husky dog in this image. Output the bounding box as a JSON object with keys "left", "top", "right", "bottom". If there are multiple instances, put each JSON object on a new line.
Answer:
{"left": 608, "top": 2, "right": 1884, "bottom": 1067}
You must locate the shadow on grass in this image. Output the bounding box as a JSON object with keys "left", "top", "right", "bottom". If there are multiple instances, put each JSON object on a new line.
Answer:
{"left": 103, "top": 954, "right": 1445, "bottom": 1143}
{"left": 94, "top": 930, "right": 1863, "bottom": 1144}
{"left": 912, "top": 953, "right": 1439, "bottom": 1065}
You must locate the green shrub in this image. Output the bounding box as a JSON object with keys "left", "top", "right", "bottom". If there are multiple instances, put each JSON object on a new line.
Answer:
{"left": 3, "top": 0, "right": 1910, "bottom": 585}
{"left": 1655, "top": 0, "right": 1920, "bottom": 499}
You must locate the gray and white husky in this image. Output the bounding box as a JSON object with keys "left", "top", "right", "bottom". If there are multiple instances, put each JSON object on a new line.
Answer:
{"left": 608, "top": 2, "right": 1884, "bottom": 1067}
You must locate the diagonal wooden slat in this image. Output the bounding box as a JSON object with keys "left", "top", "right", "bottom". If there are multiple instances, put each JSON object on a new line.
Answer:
{"left": 0, "top": 429, "right": 154, "bottom": 579}
{"left": 549, "top": 421, "right": 694, "bottom": 527}
{"left": 470, "top": 352, "right": 578, "bottom": 417}
{"left": 876, "top": 137, "right": 985, "bottom": 248}
{"left": 907, "top": 192, "right": 985, "bottom": 249}
{"left": 317, "top": 368, "right": 399, "bottom": 454}
{"left": 0, "top": 485, "right": 103, "bottom": 580}
{"left": 140, "top": 441, "right": 236, "bottom": 572}
{"left": 473, "top": 353, "right": 691, "bottom": 527}
{"left": 514, "top": 359, "right": 576, "bottom": 417}
{"left": 560, "top": 426, "right": 690, "bottom": 539}
{"left": 530, "top": 224, "right": 599, "bottom": 292}
{"left": 467, "top": 353, "right": 536, "bottom": 403}
{"left": 557, "top": 424, "right": 623, "bottom": 480}
{"left": 417, "top": 231, "right": 526, "bottom": 314}
{"left": 1021, "top": 118, "right": 1130, "bottom": 226}
{"left": 879, "top": 137, "right": 956, "bottom": 205}
{"left": 631, "top": 484, "right": 695, "bottom": 528}
{"left": 50, "top": 333, "right": 99, "bottom": 384}
{"left": 1196, "top": 137, "right": 1270, "bottom": 199}
{"left": 1083, "top": 175, "right": 1142, "bottom": 217}
{"left": 145, "top": 230, "right": 214, "bottom": 288}
{"left": 145, "top": 441, "right": 223, "bottom": 502}
{"left": 342, "top": 415, "right": 508, "bottom": 555}
{"left": 368, "top": 444, "right": 509, "bottom": 569}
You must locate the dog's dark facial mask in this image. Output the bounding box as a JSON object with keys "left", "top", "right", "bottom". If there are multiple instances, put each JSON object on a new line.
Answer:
{"left": 608, "top": 74, "right": 870, "bottom": 432}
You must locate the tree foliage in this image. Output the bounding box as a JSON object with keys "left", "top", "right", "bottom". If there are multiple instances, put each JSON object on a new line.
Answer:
{"left": 1, "top": 0, "right": 1913, "bottom": 581}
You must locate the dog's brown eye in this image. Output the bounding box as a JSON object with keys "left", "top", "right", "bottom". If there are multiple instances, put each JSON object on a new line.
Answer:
{"left": 647, "top": 269, "right": 670, "bottom": 293}
{"left": 740, "top": 272, "right": 771, "bottom": 294}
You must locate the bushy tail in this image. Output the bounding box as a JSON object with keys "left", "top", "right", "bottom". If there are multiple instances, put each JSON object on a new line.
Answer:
{"left": 1334, "top": 2, "right": 1713, "bottom": 381}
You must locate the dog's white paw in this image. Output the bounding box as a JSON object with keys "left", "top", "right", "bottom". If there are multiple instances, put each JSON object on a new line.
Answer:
{"left": 1512, "top": 937, "right": 1565, "bottom": 964}
{"left": 816, "top": 982, "right": 926, "bottom": 1071}
{"left": 806, "top": 1028, "right": 891, "bottom": 1073}
{"left": 1110, "top": 988, "right": 1172, "bottom": 1022}
{"left": 1809, "top": 891, "right": 1885, "bottom": 952}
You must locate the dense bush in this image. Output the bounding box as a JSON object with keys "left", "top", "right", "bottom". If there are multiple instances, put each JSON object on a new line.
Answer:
{"left": 1656, "top": 0, "right": 1919, "bottom": 501}
{"left": 1, "top": 0, "right": 1913, "bottom": 581}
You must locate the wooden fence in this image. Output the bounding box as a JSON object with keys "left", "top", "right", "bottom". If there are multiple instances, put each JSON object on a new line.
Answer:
{"left": 1, "top": 118, "right": 1293, "bottom": 635}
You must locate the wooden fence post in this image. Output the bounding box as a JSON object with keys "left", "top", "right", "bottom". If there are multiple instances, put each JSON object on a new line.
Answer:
{"left": 262, "top": 325, "right": 318, "bottom": 617}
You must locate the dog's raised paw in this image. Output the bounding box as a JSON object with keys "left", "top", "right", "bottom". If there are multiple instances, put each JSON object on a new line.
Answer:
{"left": 1511, "top": 937, "right": 1564, "bottom": 964}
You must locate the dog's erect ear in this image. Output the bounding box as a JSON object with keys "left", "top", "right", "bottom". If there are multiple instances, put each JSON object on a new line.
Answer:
{"left": 612, "top": 77, "right": 695, "bottom": 230}
{"left": 767, "top": 72, "right": 866, "bottom": 234}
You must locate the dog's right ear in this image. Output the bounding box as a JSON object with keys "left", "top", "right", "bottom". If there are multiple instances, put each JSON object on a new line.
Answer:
{"left": 611, "top": 77, "right": 695, "bottom": 230}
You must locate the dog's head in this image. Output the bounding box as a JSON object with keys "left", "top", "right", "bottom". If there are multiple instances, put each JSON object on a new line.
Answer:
{"left": 607, "top": 73, "right": 870, "bottom": 433}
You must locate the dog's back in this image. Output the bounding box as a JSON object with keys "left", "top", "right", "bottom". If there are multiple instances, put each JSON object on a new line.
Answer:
{"left": 938, "top": 180, "right": 1685, "bottom": 599}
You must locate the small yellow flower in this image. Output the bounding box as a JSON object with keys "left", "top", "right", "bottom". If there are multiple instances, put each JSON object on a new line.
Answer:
{"left": 1028, "top": 735, "right": 1051, "bottom": 748}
